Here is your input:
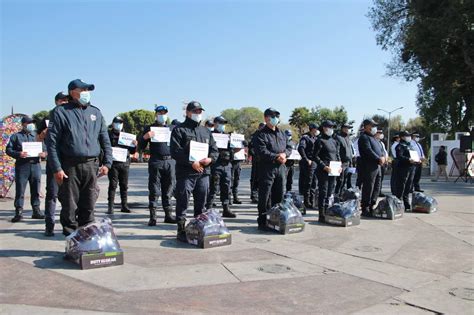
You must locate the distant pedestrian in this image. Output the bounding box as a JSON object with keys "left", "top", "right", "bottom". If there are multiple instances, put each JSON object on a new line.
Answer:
{"left": 432, "top": 146, "right": 449, "bottom": 182}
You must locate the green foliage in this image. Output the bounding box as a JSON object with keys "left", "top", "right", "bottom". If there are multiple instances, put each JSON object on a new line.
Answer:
{"left": 32, "top": 110, "right": 50, "bottom": 128}
{"left": 289, "top": 107, "right": 312, "bottom": 135}
{"left": 290, "top": 105, "right": 352, "bottom": 136}
{"left": 116, "top": 109, "right": 156, "bottom": 136}
{"left": 220, "top": 107, "right": 264, "bottom": 140}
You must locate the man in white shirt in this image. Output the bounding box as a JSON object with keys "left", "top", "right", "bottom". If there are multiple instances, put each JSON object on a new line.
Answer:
{"left": 410, "top": 132, "right": 425, "bottom": 192}
{"left": 390, "top": 134, "right": 400, "bottom": 194}
{"left": 390, "top": 134, "right": 400, "bottom": 158}
{"left": 375, "top": 129, "right": 389, "bottom": 196}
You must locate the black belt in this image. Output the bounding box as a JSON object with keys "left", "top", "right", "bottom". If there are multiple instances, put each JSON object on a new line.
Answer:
{"left": 63, "top": 157, "right": 98, "bottom": 163}
{"left": 156, "top": 155, "right": 172, "bottom": 160}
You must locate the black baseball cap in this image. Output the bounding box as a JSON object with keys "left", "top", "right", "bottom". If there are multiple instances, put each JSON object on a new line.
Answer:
{"left": 362, "top": 119, "right": 378, "bottom": 126}
{"left": 113, "top": 116, "right": 124, "bottom": 123}
{"left": 377, "top": 129, "right": 384, "bottom": 133}
{"left": 186, "top": 101, "right": 204, "bottom": 111}
{"left": 321, "top": 120, "right": 336, "bottom": 128}
{"left": 341, "top": 123, "right": 353, "bottom": 129}
{"left": 308, "top": 123, "right": 318, "bottom": 130}
{"left": 399, "top": 130, "right": 410, "bottom": 137}
{"left": 205, "top": 119, "right": 214, "bottom": 126}
{"left": 155, "top": 105, "right": 168, "bottom": 113}
{"left": 214, "top": 116, "right": 228, "bottom": 124}
{"left": 68, "top": 79, "right": 95, "bottom": 91}
{"left": 21, "top": 116, "right": 36, "bottom": 124}
{"left": 411, "top": 132, "right": 420, "bottom": 137}
{"left": 54, "top": 91, "right": 69, "bottom": 101}
{"left": 264, "top": 108, "right": 280, "bottom": 117}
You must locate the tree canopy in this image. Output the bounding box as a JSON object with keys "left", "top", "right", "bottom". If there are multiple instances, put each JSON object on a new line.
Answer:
{"left": 289, "top": 105, "right": 352, "bottom": 136}
{"left": 220, "top": 107, "right": 264, "bottom": 140}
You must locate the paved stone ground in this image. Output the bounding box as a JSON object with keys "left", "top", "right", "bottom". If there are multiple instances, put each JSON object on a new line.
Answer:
{"left": 0, "top": 163, "right": 473, "bottom": 314}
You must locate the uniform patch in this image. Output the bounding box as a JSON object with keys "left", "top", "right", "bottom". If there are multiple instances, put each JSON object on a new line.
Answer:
{"left": 90, "top": 114, "right": 97, "bottom": 121}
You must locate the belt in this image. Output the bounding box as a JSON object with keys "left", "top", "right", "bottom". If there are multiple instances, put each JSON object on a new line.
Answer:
{"left": 63, "top": 157, "right": 97, "bottom": 163}
{"left": 156, "top": 155, "right": 172, "bottom": 160}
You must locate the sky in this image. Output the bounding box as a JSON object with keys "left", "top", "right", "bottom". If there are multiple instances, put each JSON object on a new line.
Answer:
{"left": 1, "top": 0, "right": 418, "bottom": 127}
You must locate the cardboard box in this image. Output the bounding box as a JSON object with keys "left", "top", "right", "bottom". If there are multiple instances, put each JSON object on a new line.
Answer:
{"left": 325, "top": 214, "right": 361, "bottom": 227}
{"left": 267, "top": 222, "right": 305, "bottom": 234}
{"left": 373, "top": 210, "right": 403, "bottom": 220}
{"left": 65, "top": 250, "right": 124, "bottom": 270}
{"left": 188, "top": 233, "right": 232, "bottom": 249}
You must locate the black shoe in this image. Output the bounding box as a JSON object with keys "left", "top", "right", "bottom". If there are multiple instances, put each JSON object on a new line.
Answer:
{"left": 148, "top": 218, "right": 157, "bottom": 226}
{"left": 222, "top": 204, "right": 237, "bottom": 218}
{"left": 318, "top": 209, "right": 325, "bottom": 223}
{"left": 148, "top": 208, "right": 157, "bottom": 226}
{"left": 415, "top": 189, "right": 424, "bottom": 193}
{"left": 212, "top": 202, "right": 217, "bottom": 207}
{"left": 45, "top": 229, "right": 55, "bottom": 237}
{"left": 121, "top": 206, "right": 132, "bottom": 213}
{"left": 11, "top": 215, "right": 23, "bottom": 223}
{"left": 164, "top": 207, "right": 177, "bottom": 224}
{"left": 31, "top": 212, "right": 45, "bottom": 220}
{"left": 177, "top": 220, "right": 187, "bottom": 242}
{"left": 361, "top": 210, "right": 372, "bottom": 218}
{"left": 233, "top": 198, "right": 242, "bottom": 205}
{"left": 379, "top": 193, "right": 386, "bottom": 197}
{"left": 106, "top": 204, "right": 114, "bottom": 215}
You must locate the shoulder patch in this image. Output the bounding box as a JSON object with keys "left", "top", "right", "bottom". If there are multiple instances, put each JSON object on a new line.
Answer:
{"left": 90, "top": 114, "right": 97, "bottom": 121}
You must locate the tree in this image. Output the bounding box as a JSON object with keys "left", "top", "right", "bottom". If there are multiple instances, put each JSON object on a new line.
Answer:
{"left": 220, "top": 107, "right": 264, "bottom": 140}
{"left": 116, "top": 109, "right": 155, "bottom": 137}
{"left": 32, "top": 110, "right": 50, "bottom": 127}
{"left": 368, "top": 0, "right": 474, "bottom": 133}
{"left": 289, "top": 107, "right": 312, "bottom": 135}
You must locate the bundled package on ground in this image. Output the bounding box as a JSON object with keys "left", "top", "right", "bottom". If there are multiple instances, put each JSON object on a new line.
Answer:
{"left": 65, "top": 217, "right": 124, "bottom": 269}
{"left": 411, "top": 192, "right": 438, "bottom": 213}
{"left": 185, "top": 209, "right": 232, "bottom": 248}
{"left": 284, "top": 191, "right": 306, "bottom": 215}
{"left": 266, "top": 197, "right": 305, "bottom": 234}
{"left": 339, "top": 188, "right": 361, "bottom": 206}
{"left": 373, "top": 195, "right": 404, "bottom": 220}
{"left": 325, "top": 199, "right": 360, "bottom": 227}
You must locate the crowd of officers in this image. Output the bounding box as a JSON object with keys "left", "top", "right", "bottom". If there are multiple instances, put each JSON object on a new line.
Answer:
{"left": 6, "top": 79, "right": 426, "bottom": 239}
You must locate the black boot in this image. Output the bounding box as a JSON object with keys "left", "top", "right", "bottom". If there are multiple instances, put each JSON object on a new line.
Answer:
{"left": 318, "top": 208, "right": 326, "bottom": 223}
{"left": 222, "top": 204, "right": 236, "bottom": 218}
{"left": 45, "top": 225, "right": 55, "bottom": 237}
{"left": 31, "top": 207, "right": 45, "bottom": 219}
{"left": 121, "top": 199, "right": 131, "bottom": 213}
{"left": 148, "top": 208, "right": 157, "bottom": 226}
{"left": 107, "top": 190, "right": 115, "bottom": 214}
{"left": 177, "top": 219, "right": 187, "bottom": 242}
{"left": 11, "top": 208, "right": 23, "bottom": 223}
{"left": 304, "top": 194, "right": 312, "bottom": 209}
{"left": 164, "top": 207, "right": 177, "bottom": 224}
{"left": 233, "top": 196, "right": 242, "bottom": 204}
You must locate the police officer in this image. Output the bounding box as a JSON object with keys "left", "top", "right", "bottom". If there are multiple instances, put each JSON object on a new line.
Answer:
{"left": 314, "top": 120, "right": 340, "bottom": 223}
{"left": 6, "top": 116, "right": 46, "bottom": 222}
{"left": 410, "top": 132, "right": 425, "bottom": 192}
{"left": 206, "top": 116, "right": 236, "bottom": 218}
{"left": 375, "top": 129, "right": 389, "bottom": 197}
{"left": 47, "top": 79, "right": 112, "bottom": 236}
{"left": 248, "top": 122, "right": 265, "bottom": 203}
{"left": 205, "top": 119, "right": 215, "bottom": 132}
{"left": 230, "top": 139, "right": 246, "bottom": 205}
{"left": 170, "top": 101, "right": 218, "bottom": 242}
{"left": 357, "top": 119, "right": 385, "bottom": 217}
{"left": 107, "top": 116, "right": 137, "bottom": 215}
{"left": 284, "top": 129, "right": 296, "bottom": 192}
{"left": 140, "top": 105, "right": 177, "bottom": 225}
{"left": 393, "top": 131, "right": 417, "bottom": 210}
{"left": 390, "top": 134, "right": 401, "bottom": 195}
{"left": 36, "top": 92, "right": 69, "bottom": 236}
{"left": 297, "top": 123, "right": 319, "bottom": 208}
{"left": 253, "top": 108, "right": 292, "bottom": 230}
{"left": 334, "top": 123, "right": 353, "bottom": 196}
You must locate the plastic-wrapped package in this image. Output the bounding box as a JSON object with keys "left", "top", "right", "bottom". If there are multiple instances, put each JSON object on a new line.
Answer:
{"left": 325, "top": 199, "right": 360, "bottom": 226}
{"left": 185, "top": 209, "right": 232, "bottom": 248}
{"left": 284, "top": 191, "right": 306, "bottom": 215}
{"left": 65, "top": 218, "right": 123, "bottom": 269}
{"left": 411, "top": 192, "right": 438, "bottom": 213}
{"left": 340, "top": 188, "right": 361, "bottom": 202}
{"left": 373, "top": 195, "right": 404, "bottom": 220}
{"left": 266, "top": 197, "right": 305, "bottom": 234}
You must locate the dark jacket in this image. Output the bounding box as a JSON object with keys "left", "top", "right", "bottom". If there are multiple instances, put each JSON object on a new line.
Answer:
{"left": 394, "top": 140, "right": 413, "bottom": 168}
{"left": 286, "top": 140, "right": 297, "bottom": 167}
{"left": 357, "top": 131, "right": 383, "bottom": 170}
{"left": 313, "top": 133, "right": 340, "bottom": 170}
{"left": 170, "top": 117, "right": 219, "bottom": 178}
{"left": 435, "top": 150, "right": 448, "bottom": 165}
{"left": 248, "top": 130, "right": 260, "bottom": 160}
{"left": 109, "top": 129, "right": 137, "bottom": 163}
{"left": 253, "top": 126, "right": 292, "bottom": 166}
{"left": 47, "top": 101, "right": 112, "bottom": 172}
{"left": 212, "top": 131, "right": 233, "bottom": 166}
{"left": 298, "top": 132, "right": 318, "bottom": 163}
{"left": 139, "top": 123, "right": 172, "bottom": 163}
{"left": 335, "top": 132, "right": 353, "bottom": 163}
{"left": 6, "top": 130, "right": 43, "bottom": 165}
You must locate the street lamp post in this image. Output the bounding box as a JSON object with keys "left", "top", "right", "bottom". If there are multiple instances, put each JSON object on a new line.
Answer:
{"left": 377, "top": 106, "right": 404, "bottom": 155}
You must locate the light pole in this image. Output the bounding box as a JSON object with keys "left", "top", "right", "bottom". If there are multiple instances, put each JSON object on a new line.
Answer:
{"left": 377, "top": 106, "right": 404, "bottom": 155}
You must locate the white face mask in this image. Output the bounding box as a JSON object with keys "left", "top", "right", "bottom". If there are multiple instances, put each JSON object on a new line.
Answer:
{"left": 414, "top": 137, "right": 420, "bottom": 142}
{"left": 379, "top": 134, "right": 384, "bottom": 140}
{"left": 325, "top": 128, "right": 334, "bottom": 137}
{"left": 315, "top": 130, "right": 320, "bottom": 136}
{"left": 404, "top": 136, "right": 411, "bottom": 142}
{"left": 207, "top": 127, "right": 214, "bottom": 132}
{"left": 216, "top": 124, "right": 225, "bottom": 132}
{"left": 191, "top": 113, "right": 202, "bottom": 123}
{"left": 156, "top": 114, "right": 167, "bottom": 124}
{"left": 370, "top": 127, "right": 377, "bottom": 135}
{"left": 113, "top": 123, "right": 123, "bottom": 131}
{"left": 78, "top": 91, "right": 91, "bottom": 105}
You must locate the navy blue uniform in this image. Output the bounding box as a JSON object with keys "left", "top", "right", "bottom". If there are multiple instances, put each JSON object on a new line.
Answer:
{"left": 297, "top": 133, "right": 318, "bottom": 206}
{"left": 357, "top": 132, "right": 383, "bottom": 212}
{"left": 6, "top": 130, "right": 43, "bottom": 213}
{"left": 285, "top": 140, "right": 296, "bottom": 192}
{"left": 108, "top": 129, "right": 136, "bottom": 212}
{"left": 206, "top": 131, "right": 232, "bottom": 208}
{"left": 170, "top": 117, "right": 218, "bottom": 221}
{"left": 334, "top": 132, "right": 353, "bottom": 195}
{"left": 253, "top": 126, "right": 292, "bottom": 227}
{"left": 393, "top": 141, "right": 415, "bottom": 209}
{"left": 47, "top": 101, "right": 112, "bottom": 236}
{"left": 314, "top": 134, "right": 340, "bottom": 218}
{"left": 248, "top": 130, "right": 261, "bottom": 201}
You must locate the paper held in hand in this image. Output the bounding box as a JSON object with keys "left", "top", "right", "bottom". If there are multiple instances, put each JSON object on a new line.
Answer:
{"left": 329, "top": 161, "right": 342, "bottom": 176}
{"left": 189, "top": 141, "right": 209, "bottom": 162}
{"left": 118, "top": 132, "right": 137, "bottom": 147}
{"left": 409, "top": 150, "right": 420, "bottom": 163}
{"left": 213, "top": 133, "right": 230, "bottom": 149}
{"left": 22, "top": 142, "right": 42, "bottom": 157}
{"left": 150, "top": 127, "right": 171, "bottom": 143}
{"left": 347, "top": 167, "right": 357, "bottom": 174}
{"left": 233, "top": 149, "right": 246, "bottom": 161}
{"left": 112, "top": 147, "right": 128, "bottom": 162}
{"left": 230, "top": 133, "right": 245, "bottom": 148}
{"left": 288, "top": 149, "right": 301, "bottom": 160}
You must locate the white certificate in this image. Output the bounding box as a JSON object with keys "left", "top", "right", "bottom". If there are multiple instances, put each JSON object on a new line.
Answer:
{"left": 213, "top": 133, "right": 230, "bottom": 149}
{"left": 189, "top": 140, "right": 209, "bottom": 162}
{"left": 233, "top": 149, "right": 246, "bottom": 161}
{"left": 112, "top": 147, "right": 128, "bottom": 162}
{"left": 230, "top": 133, "right": 245, "bottom": 148}
{"left": 409, "top": 150, "right": 420, "bottom": 163}
{"left": 22, "top": 142, "right": 42, "bottom": 157}
{"left": 329, "top": 161, "right": 342, "bottom": 177}
{"left": 288, "top": 149, "right": 301, "bottom": 160}
{"left": 347, "top": 167, "right": 357, "bottom": 174}
{"left": 150, "top": 127, "right": 171, "bottom": 143}
{"left": 45, "top": 120, "right": 50, "bottom": 127}
{"left": 118, "top": 132, "right": 137, "bottom": 147}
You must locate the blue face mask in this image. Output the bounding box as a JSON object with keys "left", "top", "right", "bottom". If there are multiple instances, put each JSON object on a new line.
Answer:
{"left": 216, "top": 124, "right": 225, "bottom": 132}
{"left": 78, "top": 91, "right": 91, "bottom": 105}
{"left": 113, "top": 123, "right": 123, "bottom": 131}
{"left": 269, "top": 117, "right": 279, "bottom": 127}
{"left": 207, "top": 127, "right": 214, "bottom": 132}
{"left": 26, "top": 123, "right": 36, "bottom": 133}
{"left": 156, "top": 114, "right": 167, "bottom": 124}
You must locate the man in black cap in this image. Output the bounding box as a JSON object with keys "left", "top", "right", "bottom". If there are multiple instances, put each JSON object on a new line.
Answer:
{"left": 314, "top": 120, "right": 341, "bottom": 223}
{"left": 230, "top": 139, "right": 247, "bottom": 204}
{"left": 393, "top": 131, "right": 417, "bottom": 210}
{"left": 36, "top": 92, "right": 69, "bottom": 236}
{"left": 107, "top": 116, "right": 137, "bottom": 215}
{"left": 298, "top": 123, "right": 320, "bottom": 208}
{"left": 140, "top": 105, "right": 177, "bottom": 225}
{"left": 6, "top": 116, "right": 46, "bottom": 222}
{"left": 284, "top": 129, "right": 296, "bottom": 192}
{"left": 253, "top": 108, "right": 292, "bottom": 229}
{"left": 410, "top": 132, "right": 425, "bottom": 192}
{"left": 248, "top": 122, "right": 265, "bottom": 203}
{"left": 206, "top": 116, "right": 236, "bottom": 217}
{"left": 389, "top": 134, "right": 401, "bottom": 194}
{"left": 47, "top": 79, "right": 112, "bottom": 236}
{"left": 357, "top": 119, "right": 385, "bottom": 216}
{"left": 170, "top": 101, "right": 219, "bottom": 241}
{"left": 334, "top": 123, "right": 353, "bottom": 196}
